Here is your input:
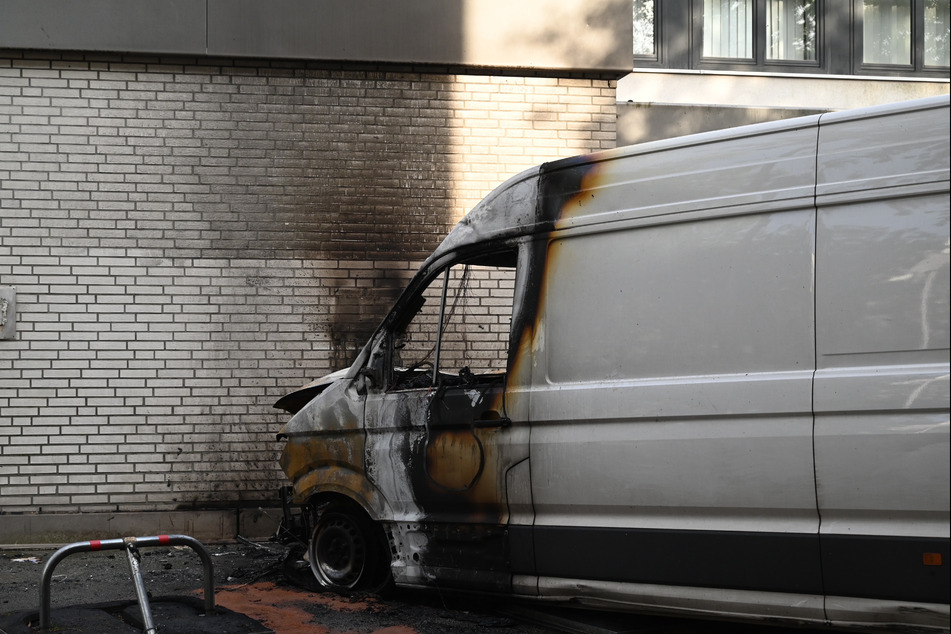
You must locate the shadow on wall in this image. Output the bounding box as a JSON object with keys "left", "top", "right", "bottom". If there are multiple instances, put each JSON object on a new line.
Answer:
{"left": 618, "top": 103, "right": 829, "bottom": 146}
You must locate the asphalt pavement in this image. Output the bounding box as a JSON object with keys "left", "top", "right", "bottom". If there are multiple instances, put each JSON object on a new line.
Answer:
{"left": 1, "top": 541, "right": 840, "bottom": 634}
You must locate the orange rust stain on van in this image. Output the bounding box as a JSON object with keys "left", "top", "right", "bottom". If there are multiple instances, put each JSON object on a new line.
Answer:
{"left": 424, "top": 428, "right": 500, "bottom": 497}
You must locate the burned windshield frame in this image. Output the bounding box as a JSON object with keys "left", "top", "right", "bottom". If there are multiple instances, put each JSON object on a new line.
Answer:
{"left": 384, "top": 248, "right": 519, "bottom": 392}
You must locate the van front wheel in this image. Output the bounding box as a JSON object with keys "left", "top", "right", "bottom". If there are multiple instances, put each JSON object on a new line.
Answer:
{"left": 308, "top": 502, "right": 391, "bottom": 593}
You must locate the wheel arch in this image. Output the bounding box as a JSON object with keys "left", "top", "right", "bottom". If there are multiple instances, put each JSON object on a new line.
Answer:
{"left": 293, "top": 466, "right": 391, "bottom": 523}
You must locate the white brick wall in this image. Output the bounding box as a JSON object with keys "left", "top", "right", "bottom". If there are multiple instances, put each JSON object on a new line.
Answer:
{"left": 0, "top": 51, "right": 616, "bottom": 519}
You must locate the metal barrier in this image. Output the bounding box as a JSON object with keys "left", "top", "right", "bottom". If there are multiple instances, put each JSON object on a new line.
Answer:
{"left": 39, "top": 534, "right": 215, "bottom": 632}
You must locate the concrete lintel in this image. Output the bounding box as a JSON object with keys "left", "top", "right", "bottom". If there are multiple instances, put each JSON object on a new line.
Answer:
{"left": 618, "top": 70, "right": 951, "bottom": 111}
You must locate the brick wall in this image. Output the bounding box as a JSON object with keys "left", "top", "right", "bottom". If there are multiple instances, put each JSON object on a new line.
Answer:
{"left": 0, "top": 51, "right": 616, "bottom": 519}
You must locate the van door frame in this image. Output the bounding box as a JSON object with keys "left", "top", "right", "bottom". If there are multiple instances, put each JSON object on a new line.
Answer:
{"left": 361, "top": 241, "right": 534, "bottom": 592}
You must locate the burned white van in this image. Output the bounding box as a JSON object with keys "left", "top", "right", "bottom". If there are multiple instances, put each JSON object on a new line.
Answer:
{"left": 276, "top": 95, "right": 950, "bottom": 631}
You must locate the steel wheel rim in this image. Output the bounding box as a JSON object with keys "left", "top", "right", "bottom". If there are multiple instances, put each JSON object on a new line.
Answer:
{"left": 309, "top": 513, "right": 367, "bottom": 589}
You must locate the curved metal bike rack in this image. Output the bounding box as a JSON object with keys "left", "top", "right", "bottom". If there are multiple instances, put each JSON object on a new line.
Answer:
{"left": 39, "top": 534, "right": 215, "bottom": 633}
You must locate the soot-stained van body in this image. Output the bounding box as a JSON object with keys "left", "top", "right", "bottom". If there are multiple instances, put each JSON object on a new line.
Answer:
{"left": 276, "top": 96, "right": 950, "bottom": 632}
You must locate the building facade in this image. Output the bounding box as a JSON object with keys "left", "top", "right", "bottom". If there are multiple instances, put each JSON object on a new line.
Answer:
{"left": 0, "top": 0, "right": 630, "bottom": 542}
{"left": 619, "top": 0, "right": 950, "bottom": 144}
{"left": 1, "top": 0, "right": 948, "bottom": 544}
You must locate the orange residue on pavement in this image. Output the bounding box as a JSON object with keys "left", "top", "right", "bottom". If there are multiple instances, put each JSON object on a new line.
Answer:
{"left": 211, "top": 581, "right": 416, "bottom": 634}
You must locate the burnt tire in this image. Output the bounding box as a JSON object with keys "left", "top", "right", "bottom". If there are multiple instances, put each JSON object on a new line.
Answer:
{"left": 308, "top": 501, "right": 392, "bottom": 594}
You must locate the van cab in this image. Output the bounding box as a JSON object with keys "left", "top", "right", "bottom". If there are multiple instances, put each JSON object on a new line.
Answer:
{"left": 276, "top": 95, "right": 950, "bottom": 631}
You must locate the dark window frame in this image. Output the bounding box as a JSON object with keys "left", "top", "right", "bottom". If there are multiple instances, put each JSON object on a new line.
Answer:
{"left": 691, "top": 0, "right": 823, "bottom": 72}
{"left": 633, "top": 0, "right": 949, "bottom": 77}
{"left": 853, "top": 0, "right": 951, "bottom": 77}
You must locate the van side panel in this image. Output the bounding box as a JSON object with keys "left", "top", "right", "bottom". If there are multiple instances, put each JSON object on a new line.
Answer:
{"left": 814, "top": 100, "right": 950, "bottom": 612}
{"left": 523, "top": 122, "right": 824, "bottom": 619}
{"left": 530, "top": 209, "right": 819, "bottom": 594}
{"left": 550, "top": 117, "right": 819, "bottom": 232}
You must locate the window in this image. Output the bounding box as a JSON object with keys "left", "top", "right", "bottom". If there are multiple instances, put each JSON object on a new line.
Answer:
{"left": 633, "top": 0, "right": 656, "bottom": 57}
{"left": 703, "top": 0, "right": 755, "bottom": 59}
{"left": 700, "top": 0, "right": 819, "bottom": 62}
{"left": 863, "top": 0, "right": 913, "bottom": 65}
{"left": 389, "top": 252, "right": 517, "bottom": 391}
{"left": 633, "top": 0, "right": 949, "bottom": 76}
{"left": 632, "top": 0, "right": 822, "bottom": 70}
{"left": 768, "top": 0, "right": 818, "bottom": 61}
{"left": 925, "top": 0, "right": 951, "bottom": 66}
{"left": 699, "top": 0, "right": 817, "bottom": 64}
{"left": 859, "top": 0, "right": 951, "bottom": 71}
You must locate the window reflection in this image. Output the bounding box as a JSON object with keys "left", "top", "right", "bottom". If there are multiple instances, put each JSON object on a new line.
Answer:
{"left": 925, "top": 0, "right": 951, "bottom": 66}
{"left": 704, "top": 0, "right": 754, "bottom": 59}
{"left": 863, "top": 0, "right": 912, "bottom": 65}
{"left": 767, "top": 0, "right": 817, "bottom": 61}
{"left": 633, "top": 0, "right": 656, "bottom": 56}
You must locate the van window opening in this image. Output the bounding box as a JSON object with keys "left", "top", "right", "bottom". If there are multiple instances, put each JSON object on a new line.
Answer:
{"left": 390, "top": 252, "right": 517, "bottom": 391}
